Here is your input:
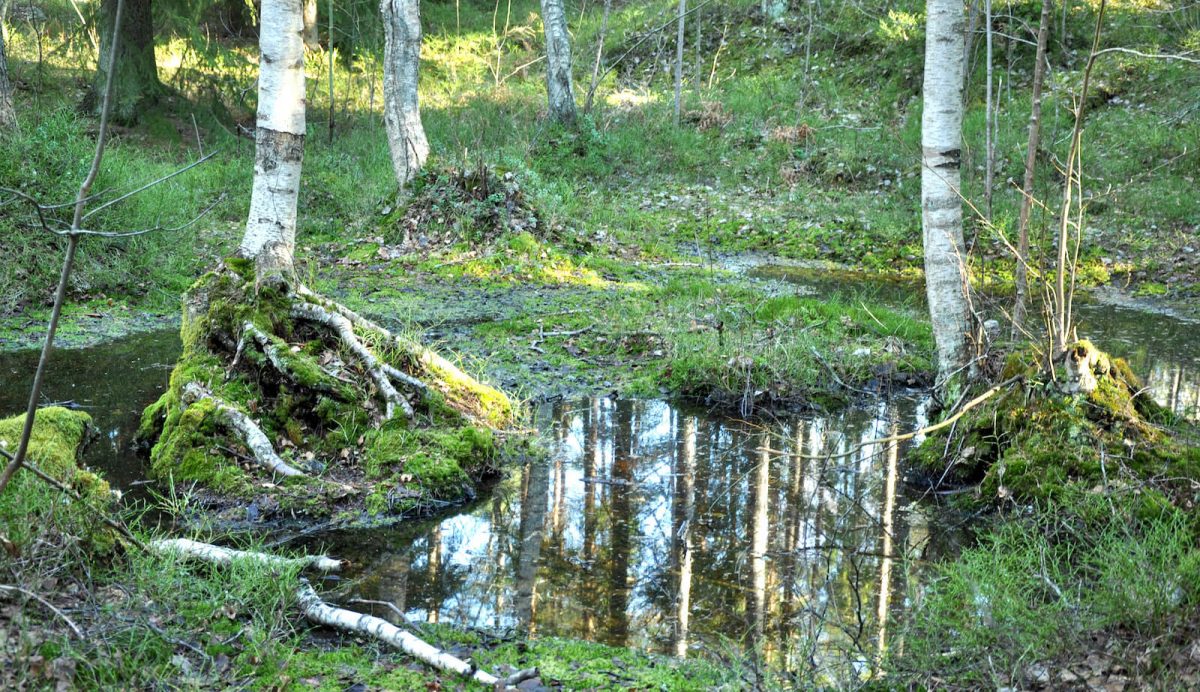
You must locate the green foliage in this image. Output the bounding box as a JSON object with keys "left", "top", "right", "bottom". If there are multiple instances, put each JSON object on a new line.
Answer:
{"left": 895, "top": 500, "right": 1200, "bottom": 688}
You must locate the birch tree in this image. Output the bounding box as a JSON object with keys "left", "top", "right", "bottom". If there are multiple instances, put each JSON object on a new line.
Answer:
{"left": 0, "top": 22, "right": 15, "bottom": 129}
{"left": 240, "top": 0, "right": 307, "bottom": 284}
{"left": 139, "top": 0, "right": 512, "bottom": 523}
{"left": 921, "top": 0, "right": 974, "bottom": 391}
{"left": 381, "top": 0, "right": 429, "bottom": 187}
{"left": 540, "top": 0, "right": 577, "bottom": 123}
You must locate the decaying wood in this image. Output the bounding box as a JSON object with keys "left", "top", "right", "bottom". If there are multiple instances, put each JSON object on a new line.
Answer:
{"left": 297, "top": 581, "right": 511, "bottom": 686}
{"left": 180, "top": 382, "right": 307, "bottom": 477}
{"left": 290, "top": 301, "right": 413, "bottom": 420}
{"left": 149, "top": 538, "right": 345, "bottom": 572}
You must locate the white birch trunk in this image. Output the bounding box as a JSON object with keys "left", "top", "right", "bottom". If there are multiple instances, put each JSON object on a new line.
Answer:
{"left": 302, "top": 0, "right": 320, "bottom": 50}
{"left": 241, "top": 0, "right": 307, "bottom": 279}
{"left": 921, "top": 0, "right": 973, "bottom": 389}
{"left": 150, "top": 538, "right": 344, "bottom": 572}
{"left": 0, "top": 17, "right": 17, "bottom": 129}
{"left": 539, "top": 0, "right": 577, "bottom": 123}
{"left": 673, "top": 0, "right": 686, "bottom": 126}
{"left": 381, "top": 0, "right": 429, "bottom": 187}
{"left": 296, "top": 582, "right": 502, "bottom": 685}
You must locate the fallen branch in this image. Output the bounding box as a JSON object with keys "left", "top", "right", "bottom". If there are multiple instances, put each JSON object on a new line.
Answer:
{"left": 0, "top": 585, "right": 85, "bottom": 639}
{"left": 292, "top": 301, "right": 412, "bottom": 420}
{"left": 149, "top": 538, "right": 345, "bottom": 572}
{"left": 297, "top": 581, "right": 508, "bottom": 686}
{"left": 180, "top": 382, "right": 307, "bottom": 477}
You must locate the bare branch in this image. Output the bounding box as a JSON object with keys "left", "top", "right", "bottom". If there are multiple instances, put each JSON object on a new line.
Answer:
{"left": 82, "top": 150, "right": 220, "bottom": 221}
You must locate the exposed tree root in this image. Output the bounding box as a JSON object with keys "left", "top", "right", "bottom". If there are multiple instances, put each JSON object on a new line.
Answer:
{"left": 180, "top": 382, "right": 307, "bottom": 478}
{"left": 291, "top": 301, "right": 413, "bottom": 421}
{"left": 241, "top": 322, "right": 345, "bottom": 395}
{"left": 145, "top": 535, "right": 536, "bottom": 688}
{"left": 149, "top": 538, "right": 345, "bottom": 572}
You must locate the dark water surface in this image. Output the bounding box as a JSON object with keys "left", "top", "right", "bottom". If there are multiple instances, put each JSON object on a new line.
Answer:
{"left": 0, "top": 328, "right": 180, "bottom": 488}
{"left": 0, "top": 277, "right": 1195, "bottom": 680}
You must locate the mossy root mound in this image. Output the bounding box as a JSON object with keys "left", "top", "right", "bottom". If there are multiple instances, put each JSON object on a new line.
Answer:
{"left": 137, "top": 259, "right": 520, "bottom": 522}
{"left": 0, "top": 407, "right": 119, "bottom": 551}
{"left": 909, "top": 340, "right": 1200, "bottom": 512}
{"left": 379, "top": 164, "right": 570, "bottom": 253}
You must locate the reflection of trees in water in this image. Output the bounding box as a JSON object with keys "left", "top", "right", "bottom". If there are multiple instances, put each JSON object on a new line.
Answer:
{"left": 344, "top": 394, "right": 947, "bottom": 681}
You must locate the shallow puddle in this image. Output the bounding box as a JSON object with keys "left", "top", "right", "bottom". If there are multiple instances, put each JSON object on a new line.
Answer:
{"left": 0, "top": 328, "right": 180, "bottom": 488}
{"left": 315, "top": 395, "right": 970, "bottom": 679}
{"left": 0, "top": 276, "right": 1196, "bottom": 680}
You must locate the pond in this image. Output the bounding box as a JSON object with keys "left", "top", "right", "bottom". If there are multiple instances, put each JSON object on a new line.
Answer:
{"left": 0, "top": 281, "right": 1196, "bottom": 681}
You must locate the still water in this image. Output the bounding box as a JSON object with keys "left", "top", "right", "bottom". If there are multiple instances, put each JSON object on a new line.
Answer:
{"left": 318, "top": 395, "right": 961, "bottom": 680}
{"left": 0, "top": 281, "right": 1196, "bottom": 680}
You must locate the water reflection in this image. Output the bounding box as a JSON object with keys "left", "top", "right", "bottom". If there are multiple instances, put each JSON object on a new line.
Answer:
{"left": 0, "top": 329, "right": 181, "bottom": 487}
{"left": 328, "top": 395, "right": 963, "bottom": 681}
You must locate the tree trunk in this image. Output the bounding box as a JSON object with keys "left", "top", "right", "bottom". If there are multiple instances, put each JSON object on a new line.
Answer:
{"left": 93, "top": 0, "right": 161, "bottom": 124}
{"left": 922, "top": 0, "right": 973, "bottom": 391}
{"left": 539, "top": 0, "right": 577, "bottom": 123}
{"left": 0, "top": 21, "right": 15, "bottom": 129}
{"left": 673, "top": 0, "right": 686, "bottom": 126}
{"left": 1012, "top": 0, "right": 1052, "bottom": 336}
{"left": 381, "top": 0, "right": 429, "bottom": 188}
{"left": 241, "top": 0, "right": 306, "bottom": 282}
{"left": 761, "top": 0, "right": 787, "bottom": 22}
{"left": 302, "top": 0, "right": 320, "bottom": 50}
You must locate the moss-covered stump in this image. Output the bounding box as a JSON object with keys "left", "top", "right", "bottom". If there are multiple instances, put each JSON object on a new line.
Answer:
{"left": 908, "top": 340, "right": 1200, "bottom": 512}
{"left": 0, "top": 407, "right": 118, "bottom": 551}
{"left": 137, "top": 258, "right": 520, "bottom": 522}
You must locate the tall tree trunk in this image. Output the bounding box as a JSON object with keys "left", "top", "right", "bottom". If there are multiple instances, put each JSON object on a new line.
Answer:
{"left": 93, "top": 0, "right": 161, "bottom": 123}
{"left": 302, "top": 0, "right": 320, "bottom": 50}
{"left": 381, "top": 0, "right": 429, "bottom": 188}
{"left": 673, "top": 0, "right": 686, "bottom": 126}
{"left": 539, "top": 0, "right": 577, "bottom": 123}
{"left": 0, "top": 20, "right": 15, "bottom": 129}
{"left": 922, "top": 0, "right": 973, "bottom": 392}
{"left": 1012, "top": 0, "right": 1052, "bottom": 336}
{"left": 241, "top": 0, "right": 306, "bottom": 283}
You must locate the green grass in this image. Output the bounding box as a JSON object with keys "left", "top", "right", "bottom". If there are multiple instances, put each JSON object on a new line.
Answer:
{"left": 893, "top": 497, "right": 1200, "bottom": 688}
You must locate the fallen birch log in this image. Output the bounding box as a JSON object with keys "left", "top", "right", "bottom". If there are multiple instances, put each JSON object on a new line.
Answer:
{"left": 147, "top": 538, "right": 536, "bottom": 688}
{"left": 180, "top": 382, "right": 307, "bottom": 478}
{"left": 296, "top": 581, "right": 508, "bottom": 686}
{"left": 149, "top": 538, "right": 345, "bottom": 573}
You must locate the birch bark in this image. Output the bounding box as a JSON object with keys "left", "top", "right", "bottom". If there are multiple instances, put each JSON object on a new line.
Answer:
{"left": 921, "top": 0, "right": 973, "bottom": 389}
{"left": 241, "top": 0, "right": 307, "bottom": 280}
{"left": 540, "top": 0, "right": 577, "bottom": 122}
{"left": 381, "top": 0, "right": 429, "bottom": 187}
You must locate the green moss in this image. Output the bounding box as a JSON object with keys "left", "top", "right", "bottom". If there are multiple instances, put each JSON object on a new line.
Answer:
{"left": 0, "top": 407, "right": 117, "bottom": 551}
{"left": 911, "top": 344, "right": 1200, "bottom": 510}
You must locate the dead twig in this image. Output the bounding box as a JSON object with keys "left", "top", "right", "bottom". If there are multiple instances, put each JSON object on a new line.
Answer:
{"left": 0, "top": 584, "right": 84, "bottom": 638}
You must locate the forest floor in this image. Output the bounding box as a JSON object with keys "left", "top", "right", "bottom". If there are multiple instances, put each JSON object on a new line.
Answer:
{"left": 3, "top": 0, "right": 1200, "bottom": 688}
